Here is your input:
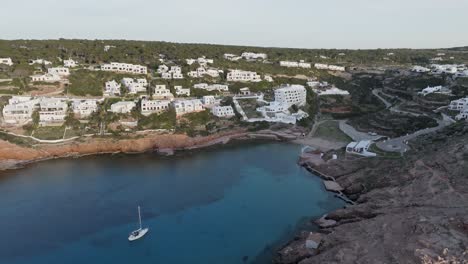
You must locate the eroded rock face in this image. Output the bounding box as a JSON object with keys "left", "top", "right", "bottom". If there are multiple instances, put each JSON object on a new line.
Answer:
{"left": 277, "top": 123, "right": 468, "bottom": 264}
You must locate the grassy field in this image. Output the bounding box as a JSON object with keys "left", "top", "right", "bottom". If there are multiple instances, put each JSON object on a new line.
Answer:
{"left": 314, "top": 120, "right": 352, "bottom": 142}
{"left": 33, "top": 126, "right": 65, "bottom": 140}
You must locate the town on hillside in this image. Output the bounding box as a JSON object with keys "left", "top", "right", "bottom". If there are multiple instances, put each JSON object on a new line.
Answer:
{"left": 0, "top": 40, "right": 467, "bottom": 150}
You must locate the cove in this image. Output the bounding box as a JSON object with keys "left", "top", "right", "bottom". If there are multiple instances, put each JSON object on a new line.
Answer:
{"left": 0, "top": 142, "right": 344, "bottom": 264}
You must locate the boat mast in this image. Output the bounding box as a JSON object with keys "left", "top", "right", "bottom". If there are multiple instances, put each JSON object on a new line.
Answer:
{"left": 138, "top": 206, "right": 142, "bottom": 229}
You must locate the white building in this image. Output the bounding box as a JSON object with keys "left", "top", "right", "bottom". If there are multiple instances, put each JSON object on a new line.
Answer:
{"left": 173, "top": 99, "right": 204, "bottom": 116}
{"left": 313, "top": 87, "right": 350, "bottom": 96}
{"left": 161, "top": 72, "right": 172, "bottom": 79}
{"left": 418, "top": 86, "right": 451, "bottom": 96}
{"left": 280, "top": 60, "right": 311, "bottom": 68}
{"left": 48, "top": 67, "right": 70, "bottom": 76}
{"left": 227, "top": 70, "right": 261, "bottom": 82}
{"left": 241, "top": 52, "right": 267, "bottom": 60}
{"left": 431, "top": 64, "right": 460, "bottom": 74}
{"left": 211, "top": 105, "right": 235, "bottom": 118}
{"left": 264, "top": 75, "right": 274, "bottom": 82}
{"left": 29, "top": 59, "right": 52, "bottom": 66}
{"left": 101, "top": 62, "right": 147, "bottom": 74}
{"left": 455, "top": 109, "right": 468, "bottom": 121}
{"left": 449, "top": 97, "right": 468, "bottom": 111}
{"left": 30, "top": 73, "right": 61, "bottom": 83}
{"left": 121, "top": 78, "right": 148, "bottom": 94}
{"left": 104, "top": 80, "right": 122, "bottom": 96}
{"left": 193, "top": 83, "right": 229, "bottom": 92}
{"left": 224, "top": 54, "right": 241, "bottom": 61}
{"left": 0, "top": 58, "right": 13, "bottom": 66}
{"left": 202, "top": 95, "right": 216, "bottom": 106}
{"left": 274, "top": 85, "right": 307, "bottom": 107}
{"left": 110, "top": 101, "right": 136, "bottom": 114}
{"left": 174, "top": 86, "right": 190, "bottom": 96}
{"left": 157, "top": 65, "right": 169, "bottom": 73}
{"left": 346, "top": 141, "right": 377, "bottom": 157}
{"left": 314, "top": 63, "right": 345, "bottom": 72}
{"left": 186, "top": 57, "right": 214, "bottom": 65}
{"left": 64, "top": 59, "right": 78, "bottom": 68}
{"left": 71, "top": 99, "right": 98, "bottom": 118}
{"left": 38, "top": 98, "right": 68, "bottom": 124}
{"left": 104, "top": 45, "right": 116, "bottom": 52}
{"left": 2, "top": 96, "right": 40, "bottom": 124}
{"left": 141, "top": 99, "right": 171, "bottom": 116}
{"left": 153, "top": 85, "right": 174, "bottom": 100}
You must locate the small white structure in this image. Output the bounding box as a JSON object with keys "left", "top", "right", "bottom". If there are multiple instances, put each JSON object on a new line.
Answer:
{"left": 227, "top": 70, "right": 261, "bottom": 82}
{"left": 264, "top": 75, "right": 274, "bottom": 82}
{"left": 157, "top": 65, "right": 169, "bottom": 73}
{"left": 202, "top": 95, "right": 216, "bottom": 106}
{"left": 101, "top": 62, "right": 147, "bottom": 74}
{"left": 48, "top": 67, "right": 70, "bottom": 76}
{"left": 194, "top": 83, "right": 229, "bottom": 92}
{"left": 346, "top": 140, "right": 377, "bottom": 157}
{"left": 64, "top": 59, "right": 78, "bottom": 68}
{"left": 280, "top": 60, "right": 311, "bottom": 68}
{"left": 314, "top": 63, "right": 345, "bottom": 72}
{"left": 211, "top": 105, "right": 235, "bottom": 118}
{"left": 29, "top": 59, "right": 52, "bottom": 66}
{"left": 71, "top": 99, "right": 98, "bottom": 118}
{"left": 141, "top": 99, "right": 171, "bottom": 116}
{"left": 449, "top": 97, "right": 468, "bottom": 111}
{"left": 239, "top": 87, "right": 251, "bottom": 96}
{"left": 104, "top": 80, "right": 122, "bottom": 96}
{"left": 274, "top": 85, "right": 307, "bottom": 107}
{"left": 418, "top": 86, "right": 451, "bottom": 96}
{"left": 173, "top": 99, "right": 204, "bottom": 117}
{"left": 0, "top": 58, "right": 13, "bottom": 66}
{"left": 153, "top": 85, "right": 174, "bottom": 100}
{"left": 110, "top": 101, "right": 136, "bottom": 114}
{"left": 38, "top": 98, "right": 68, "bottom": 124}
{"left": 314, "top": 87, "right": 350, "bottom": 96}
{"left": 241, "top": 52, "right": 267, "bottom": 60}
{"left": 30, "top": 73, "right": 61, "bottom": 83}
{"left": 104, "top": 45, "right": 116, "bottom": 52}
{"left": 121, "top": 78, "right": 148, "bottom": 94}
{"left": 174, "top": 86, "right": 190, "bottom": 96}
{"left": 186, "top": 57, "right": 214, "bottom": 65}
{"left": 455, "top": 109, "right": 468, "bottom": 121}
{"left": 224, "top": 54, "right": 242, "bottom": 61}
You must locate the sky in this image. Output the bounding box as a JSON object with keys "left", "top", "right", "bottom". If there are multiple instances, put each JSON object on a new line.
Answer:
{"left": 1, "top": 0, "right": 467, "bottom": 49}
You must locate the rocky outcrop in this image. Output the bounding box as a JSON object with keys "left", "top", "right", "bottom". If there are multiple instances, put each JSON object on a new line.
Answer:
{"left": 277, "top": 123, "right": 468, "bottom": 263}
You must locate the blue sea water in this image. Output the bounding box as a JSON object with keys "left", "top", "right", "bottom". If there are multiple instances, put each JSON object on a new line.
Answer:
{"left": 0, "top": 143, "right": 344, "bottom": 264}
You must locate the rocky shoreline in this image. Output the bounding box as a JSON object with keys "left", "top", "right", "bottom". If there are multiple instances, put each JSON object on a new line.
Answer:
{"left": 275, "top": 123, "right": 468, "bottom": 264}
{"left": 0, "top": 128, "right": 305, "bottom": 171}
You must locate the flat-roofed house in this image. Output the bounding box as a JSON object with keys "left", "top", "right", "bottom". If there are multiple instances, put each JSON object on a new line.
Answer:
{"left": 104, "top": 80, "right": 121, "bottom": 96}
{"left": 227, "top": 70, "right": 261, "bottom": 82}
{"left": 38, "top": 98, "right": 68, "bottom": 124}
{"left": 0, "top": 58, "right": 13, "bottom": 66}
{"left": 274, "top": 85, "right": 307, "bottom": 107}
{"left": 71, "top": 99, "right": 98, "bottom": 118}
{"left": 110, "top": 101, "right": 136, "bottom": 114}
{"left": 346, "top": 140, "right": 377, "bottom": 157}
{"left": 173, "top": 99, "right": 204, "bottom": 117}
{"left": 211, "top": 105, "right": 235, "bottom": 118}
{"left": 141, "top": 99, "right": 171, "bottom": 116}
{"left": 101, "top": 62, "right": 147, "bottom": 74}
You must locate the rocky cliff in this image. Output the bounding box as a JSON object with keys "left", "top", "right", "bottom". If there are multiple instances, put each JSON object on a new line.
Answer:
{"left": 277, "top": 123, "right": 468, "bottom": 264}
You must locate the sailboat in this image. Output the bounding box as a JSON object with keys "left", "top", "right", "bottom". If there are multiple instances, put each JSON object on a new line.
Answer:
{"left": 128, "top": 206, "right": 149, "bottom": 241}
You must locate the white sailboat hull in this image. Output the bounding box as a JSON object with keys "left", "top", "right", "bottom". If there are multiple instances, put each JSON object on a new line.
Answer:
{"left": 128, "top": 228, "right": 149, "bottom": 241}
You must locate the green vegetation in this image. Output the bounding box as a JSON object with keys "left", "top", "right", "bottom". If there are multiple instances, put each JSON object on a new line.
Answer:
{"left": 0, "top": 131, "right": 35, "bottom": 146}
{"left": 138, "top": 109, "right": 176, "bottom": 130}
{"left": 369, "top": 144, "right": 403, "bottom": 159}
{"left": 314, "top": 120, "right": 352, "bottom": 142}
{"left": 177, "top": 110, "right": 213, "bottom": 136}
{"left": 32, "top": 126, "right": 65, "bottom": 140}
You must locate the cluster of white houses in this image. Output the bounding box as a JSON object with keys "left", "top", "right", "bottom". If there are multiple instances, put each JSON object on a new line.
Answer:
{"left": 101, "top": 62, "right": 147, "bottom": 75}
{"left": 412, "top": 64, "right": 468, "bottom": 76}
{"left": 449, "top": 97, "right": 468, "bottom": 121}
{"left": 30, "top": 67, "right": 70, "bottom": 83}
{"left": 158, "top": 65, "right": 183, "bottom": 79}
{"left": 227, "top": 70, "right": 262, "bottom": 82}
{"left": 186, "top": 57, "right": 214, "bottom": 65}
{"left": 223, "top": 52, "right": 267, "bottom": 61}
{"left": 188, "top": 66, "right": 222, "bottom": 78}
{"left": 280, "top": 60, "right": 311, "bottom": 68}
{"left": 2, "top": 96, "right": 99, "bottom": 125}
{"left": 314, "top": 63, "right": 346, "bottom": 72}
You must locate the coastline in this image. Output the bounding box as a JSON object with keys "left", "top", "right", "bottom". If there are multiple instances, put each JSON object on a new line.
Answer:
{"left": 0, "top": 128, "right": 303, "bottom": 172}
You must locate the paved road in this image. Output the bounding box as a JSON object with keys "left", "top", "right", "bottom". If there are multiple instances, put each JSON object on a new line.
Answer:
{"left": 338, "top": 120, "right": 384, "bottom": 142}
{"left": 372, "top": 88, "right": 392, "bottom": 108}
{"left": 375, "top": 113, "right": 455, "bottom": 153}
{"left": 373, "top": 88, "right": 422, "bottom": 117}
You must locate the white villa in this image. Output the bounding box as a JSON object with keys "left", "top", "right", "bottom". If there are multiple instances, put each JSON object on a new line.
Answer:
{"left": 141, "top": 99, "right": 171, "bottom": 116}
{"left": 418, "top": 86, "right": 451, "bottom": 96}
{"left": 2, "top": 96, "right": 40, "bottom": 124}
{"left": 153, "top": 85, "right": 174, "bottom": 100}
{"left": 29, "top": 59, "right": 52, "bottom": 66}
{"left": 71, "top": 99, "right": 99, "bottom": 118}
{"left": 48, "top": 67, "right": 70, "bottom": 76}
{"left": 104, "top": 80, "right": 121, "bottom": 96}
{"left": 224, "top": 54, "right": 242, "bottom": 61}
{"left": 173, "top": 99, "right": 204, "bottom": 117}
{"left": 202, "top": 95, "right": 216, "bottom": 106}
{"left": 193, "top": 83, "right": 229, "bottom": 92}
{"left": 110, "top": 101, "right": 136, "bottom": 114}
{"left": 64, "top": 59, "right": 78, "bottom": 68}
{"left": 346, "top": 140, "right": 377, "bottom": 157}
{"left": 0, "top": 58, "right": 13, "bottom": 66}
{"left": 38, "top": 98, "right": 68, "bottom": 124}
{"left": 121, "top": 78, "right": 148, "bottom": 94}
{"left": 264, "top": 75, "right": 274, "bottom": 82}
{"left": 211, "top": 105, "right": 235, "bottom": 118}
{"left": 314, "top": 63, "right": 346, "bottom": 72}
{"left": 30, "top": 73, "right": 61, "bottom": 83}
{"left": 241, "top": 52, "right": 267, "bottom": 60}
{"left": 188, "top": 67, "right": 220, "bottom": 78}
{"left": 455, "top": 109, "right": 468, "bottom": 121}
{"left": 280, "top": 60, "right": 311, "bottom": 68}
{"left": 186, "top": 57, "right": 214, "bottom": 65}
{"left": 101, "top": 62, "right": 147, "bottom": 74}
{"left": 175, "top": 86, "right": 190, "bottom": 96}
{"left": 227, "top": 70, "right": 261, "bottom": 82}
{"left": 449, "top": 97, "right": 468, "bottom": 111}
{"left": 157, "top": 65, "right": 169, "bottom": 73}
{"left": 274, "top": 85, "right": 307, "bottom": 107}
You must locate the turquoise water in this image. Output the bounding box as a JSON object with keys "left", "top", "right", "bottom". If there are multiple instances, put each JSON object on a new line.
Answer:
{"left": 0, "top": 143, "right": 344, "bottom": 264}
